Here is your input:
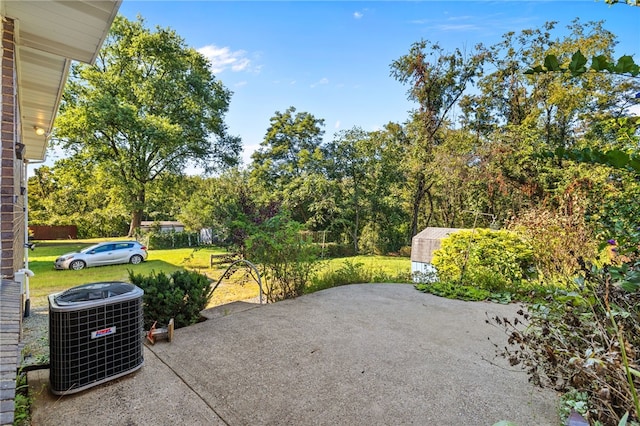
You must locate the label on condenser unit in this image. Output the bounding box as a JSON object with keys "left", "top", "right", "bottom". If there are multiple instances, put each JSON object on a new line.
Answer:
{"left": 91, "top": 326, "right": 116, "bottom": 339}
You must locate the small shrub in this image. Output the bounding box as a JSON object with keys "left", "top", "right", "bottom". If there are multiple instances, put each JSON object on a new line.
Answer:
{"left": 432, "top": 228, "right": 534, "bottom": 292}
{"left": 128, "top": 269, "right": 213, "bottom": 329}
{"left": 246, "top": 214, "right": 319, "bottom": 302}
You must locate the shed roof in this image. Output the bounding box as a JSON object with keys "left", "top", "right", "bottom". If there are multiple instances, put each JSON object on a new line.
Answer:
{"left": 410, "top": 227, "right": 462, "bottom": 263}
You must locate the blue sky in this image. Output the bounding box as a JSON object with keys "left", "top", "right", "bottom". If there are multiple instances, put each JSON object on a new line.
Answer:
{"left": 116, "top": 1, "right": 640, "bottom": 165}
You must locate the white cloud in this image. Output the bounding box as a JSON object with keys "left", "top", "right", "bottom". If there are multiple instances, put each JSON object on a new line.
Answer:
{"left": 310, "top": 77, "right": 329, "bottom": 88}
{"left": 197, "top": 44, "right": 251, "bottom": 74}
{"left": 334, "top": 120, "right": 341, "bottom": 129}
{"left": 354, "top": 11, "right": 363, "bottom": 19}
{"left": 435, "top": 24, "right": 482, "bottom": 32}
{"left": 410, "top": 13, "right": 536, "bottom": 35}
{"left": 235, "top": 81, "right": 248, "bottom": 88}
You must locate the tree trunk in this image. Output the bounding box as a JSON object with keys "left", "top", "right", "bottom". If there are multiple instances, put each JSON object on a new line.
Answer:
{"left": 128, "top": 210, "right": 143, "bottom": 237}
{"left": 352, "top": 208, "right": 359, "bottom": 255}
{"left": 127, "top": 188, "right": 146, "bottom": 237}
{"left": 410, "top": 173, "right": 427, "bottom": 239}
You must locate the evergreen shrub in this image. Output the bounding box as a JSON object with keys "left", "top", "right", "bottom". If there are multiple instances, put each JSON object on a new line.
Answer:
{"left": 128, "top": 269, "right": 213, "bottom": 329}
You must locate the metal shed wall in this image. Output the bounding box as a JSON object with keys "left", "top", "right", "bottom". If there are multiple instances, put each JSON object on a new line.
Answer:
{"left": 410, "top": 227, "right": 463, "bottom": 263}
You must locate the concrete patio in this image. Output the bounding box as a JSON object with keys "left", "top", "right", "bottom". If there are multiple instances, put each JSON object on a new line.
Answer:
{"left": 28, "top": 284, "right": 559, "bottom": 425}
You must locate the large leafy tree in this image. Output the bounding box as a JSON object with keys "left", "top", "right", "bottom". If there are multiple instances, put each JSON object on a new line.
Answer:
{"left": 390, "top": 41, "right": 486, "bottom": 238}
{"left": 54, "top": 15, "right": 240, "bottom": 236}
{"left": 251, "top": 106, "right": 325, "bottom": 188}
{"left": 250, "top": 107, "right": 327, "bottom": 226}
{"left": 458, "top": 19, "right": 638, "bottom": 220}
{"left": 324, "top": 125, "right": 408, "bottom": 253}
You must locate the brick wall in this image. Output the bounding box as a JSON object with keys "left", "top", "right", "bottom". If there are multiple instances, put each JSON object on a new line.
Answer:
{"left": 0, "top": 18, "right": 24, "bottom": 279}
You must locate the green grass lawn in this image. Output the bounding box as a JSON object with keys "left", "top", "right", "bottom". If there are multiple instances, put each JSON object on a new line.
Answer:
{"left": 26, "top": 240, "right": 411, "bottom": 308}
{"left": 27, "top": 240, "right": 228, "bottom": 308}
{"left": 317, "top": 255, "right": 410, "bottom": 276}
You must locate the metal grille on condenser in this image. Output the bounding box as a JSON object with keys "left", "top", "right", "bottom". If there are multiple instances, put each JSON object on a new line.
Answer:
{"left": 49, "top": 295, "right": 144, "bottom": 394}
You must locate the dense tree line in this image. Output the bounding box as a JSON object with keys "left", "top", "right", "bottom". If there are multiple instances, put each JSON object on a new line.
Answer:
{"left": 29, "top": 17, "right": 640, "bottom": 255}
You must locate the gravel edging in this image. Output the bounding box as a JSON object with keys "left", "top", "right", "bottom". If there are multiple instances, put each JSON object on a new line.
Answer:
{"left": 21, "top": 307, "right": 50, "bottom": 367}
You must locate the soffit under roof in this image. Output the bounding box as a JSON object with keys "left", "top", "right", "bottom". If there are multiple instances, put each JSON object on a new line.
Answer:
{"left": 1, "top": 0, "right": 122, "bottom": 161}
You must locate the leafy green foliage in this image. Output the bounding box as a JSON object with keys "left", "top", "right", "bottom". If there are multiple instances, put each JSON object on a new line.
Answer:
{"left": 54, "top": 15, "right": 240, "bottom": 235}
{"left": 128, "top": 269, "right": 213, "bottom": 329}
{"left": 390, "top": 40, "right": 486, "bottom": 237}
{"left": 245, "top": 213, "right": 319, "bottom": 302}
{"left": 27, "top": 162, "right": 130, "bottom": 238}
{"left": 249, "top": 107, "right": 331, "bottom": 230}
{"left": 432, "top": 229, "right": 534, "bottom": 292}
{"left": 491, "top": 277, "right": 640, "bottom": 424}
{"left": 323, "top": 125, "right": 409, "bottom": 254}
{"left": 145, "top": 231, "right": 200, "bottom": 250}
{"left": 415, "top": 281, "right": 490, "bottom": 301}
{"left": 552, "top": 146, "right": 640, "bottom": 174}
{"left": 509, "top": 206, "right": 598, "bottom": 286}
{"left": 526, "top": 51, "right": 640, "bottom": 77}
{"left": 308, "top": 260, "right": 410, "bottom": 293}
{"left": 559, "top": 389, "right": 590, "bottom": 420}
{"left": 13, "top": 371, "right": 31, "bottom": 426}
{"left": 251, "top": 106, "right": 325, "bottom": 187}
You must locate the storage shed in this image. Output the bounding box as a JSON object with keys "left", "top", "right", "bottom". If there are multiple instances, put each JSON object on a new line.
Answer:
{"left": 411, "top": 227, "right": 462, "bottom": 282}
{"left": 140, "top": 221, "right": 185, "bottom": 233}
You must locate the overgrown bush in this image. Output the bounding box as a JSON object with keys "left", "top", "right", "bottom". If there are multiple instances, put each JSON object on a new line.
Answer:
{"left": 486, "top": 190, "right": 640, "bottom": 426}
{"left": 508, "top": 206, "right": 598, "bottom": 286}
{"left": 246, "top": 214, "right": 319, "bottom": 302}
{"left": 128, "top": 269, "right": 213, "bottom": 329}
{"left": 432, "top": 228, "right": 534, "bottom": 292}
{"left": 489, "top": 266, "right": 640, "bottom": 425}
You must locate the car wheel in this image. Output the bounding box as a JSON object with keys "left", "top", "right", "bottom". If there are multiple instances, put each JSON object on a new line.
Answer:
{"left": 69, "top": 260, "right": 86, "bottom": 270}
{"left": 130, "top": 254, "right": 143, "bottom": 265}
